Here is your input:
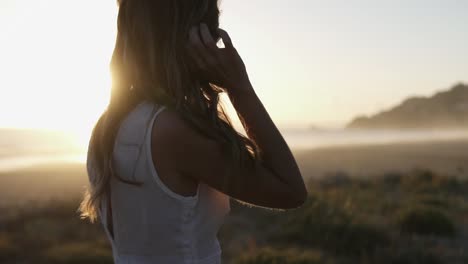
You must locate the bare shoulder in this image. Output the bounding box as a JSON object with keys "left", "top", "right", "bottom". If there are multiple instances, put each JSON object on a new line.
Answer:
{"left": 151, "top": 108, "right": 208, "bottom": 146}
{"left": 151, "top": 108, "right": 191, "bottom": 157}
{"left": 150, "top": 108, "right": 219, "bottom": 170}
{"left": 151, "top": 108, "right": 191, "bottom": 140}
{"left": 148, "top": 108, "right": 203, "bottom": 196}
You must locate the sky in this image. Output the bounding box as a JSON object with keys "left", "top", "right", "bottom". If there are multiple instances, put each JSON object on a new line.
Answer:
{"left": 0, "top": 0, "right": 467, "bottom": 137}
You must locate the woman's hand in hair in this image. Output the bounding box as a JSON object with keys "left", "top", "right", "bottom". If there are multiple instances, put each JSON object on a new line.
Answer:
{"left": 187, "top": 24, "right": 253, "bottom": 95}
{"left": 179, "top": 25, "right": 308, "bottom": 209}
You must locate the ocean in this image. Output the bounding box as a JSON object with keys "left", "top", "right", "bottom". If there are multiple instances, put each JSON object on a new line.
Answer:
{"left": 1, "top": 128, "right": 467, "bottom": 172}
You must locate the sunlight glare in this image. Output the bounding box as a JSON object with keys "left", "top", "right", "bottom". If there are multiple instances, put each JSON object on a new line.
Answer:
{"left": 0, "top": 0, "right": 118, "bottom": 148}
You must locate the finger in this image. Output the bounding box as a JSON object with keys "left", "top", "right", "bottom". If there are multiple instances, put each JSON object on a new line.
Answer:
{"left": 217, "top": 29, "right": 234, "bottom": 49}
{"left": 186, "top": 45, "right": 208, "bottom": 73}
{"left": 189, "top": 25, "right": 217, "bottom": 66}
{"left": 188, "top": 26, "right": 209, "bottom": 68}
{"left": 200, "top": 23, "right": 217, "bottom": 50}
{"left": 194, "top": 25, "right": 217, "bottom": 67}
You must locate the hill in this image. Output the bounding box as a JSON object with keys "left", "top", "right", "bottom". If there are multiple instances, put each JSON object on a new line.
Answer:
{"left": 0, "top": 128, "right": 84, "bottom": 158}
{"left": 347, "top": 83, "right": 468, "bottom": 129}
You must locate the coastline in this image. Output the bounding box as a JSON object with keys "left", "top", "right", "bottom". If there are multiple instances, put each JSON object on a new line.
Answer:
{"left": 1, "top": 138, "right": 467, "bottom": 205}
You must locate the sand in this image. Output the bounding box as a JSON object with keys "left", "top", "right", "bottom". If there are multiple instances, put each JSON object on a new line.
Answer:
{"left": 0, "top": 163, "right": 88, "bottom": 206}
{"left": 295, "top": 139, "right": 468, "bottom": 178}
{"left": 1, "top": 139, "right": 467, "bottom": 205}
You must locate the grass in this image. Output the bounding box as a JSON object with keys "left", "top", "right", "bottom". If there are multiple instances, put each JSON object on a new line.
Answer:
{"left": 271, "top": 197, "right": 390, "bottom": 256}
{"left": 397, "top": 207, "right": 456, "bottom": 237}
{"left": 232, "top": 247, "right": 323, "bottom": 264}
{"left": 0, "top": 169, "right": 467, "bottom": 263}
{"left": 43, "top": 242, "right": 113, "bottom": 264}
{"left": 221, "top": 169, "right": 468, "bottom": 263}
{"left": 0, "top": 199, "right": 112, "bottom": 264}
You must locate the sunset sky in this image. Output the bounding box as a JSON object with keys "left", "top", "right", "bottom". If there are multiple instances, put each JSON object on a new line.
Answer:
{"left": 0, "top": 0, "right": 467, "bottom": 136}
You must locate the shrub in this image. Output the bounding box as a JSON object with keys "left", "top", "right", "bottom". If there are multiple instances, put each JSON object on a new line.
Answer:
{"left": 382, "top": 171, "right": 403, "bottom": 186}
{"left": 397, "top": 207, "right": 456, "bottom": 237}
{"left": 0, "top": 201, "right": 111, "bottom": 263}
{"left": 320, "top": 171, "right": 352, "bottom": 189}
{"left": 412, "top": 170, "right": 435, "bottom": 183}
{"left": 390, "top": 248, "right": 442, "bottom": 264}
{"left": 418, "top": 196, "right": 450, "bottom": 209}
{"left": 273, "top": 198, "right": 389, "bottom": 256}
{"left": 232, "top": 247, "right": 323, "bottom": 264}
{"left": 0, "top": 233, "right": 20, "bottom": 261}
{"left": 435, "top": 177, "right": 465, "bottom": 195}
{"left": 402, "top": 170, "right": 436, "bottom": 193}
{"left": 43, "top": 242, "right": 113, "bottom": 264}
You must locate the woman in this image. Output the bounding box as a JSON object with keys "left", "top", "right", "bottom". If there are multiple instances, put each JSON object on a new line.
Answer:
{"left": 80, "top": 0, "right": 307, "bottom": 263}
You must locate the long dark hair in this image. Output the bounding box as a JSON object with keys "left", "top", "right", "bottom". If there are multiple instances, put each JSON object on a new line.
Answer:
{"left": 79, "top": 0, "right": 260, "bottom": 222}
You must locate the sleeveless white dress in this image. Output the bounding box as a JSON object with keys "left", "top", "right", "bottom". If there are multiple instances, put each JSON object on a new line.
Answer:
{"left": 87, "top": 101, "right": 231, "bottom": 264}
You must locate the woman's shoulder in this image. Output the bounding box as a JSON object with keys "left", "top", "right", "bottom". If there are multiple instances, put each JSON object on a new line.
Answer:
{"left": 149, "top": 105, "right": 215, "bottom": 165}
{"left": 150, "top": 106, "right": 193, "bottom": 145}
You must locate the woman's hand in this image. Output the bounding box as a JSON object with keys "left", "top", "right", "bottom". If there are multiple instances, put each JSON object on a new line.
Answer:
{"left": 182, "top": 25, "right": 307, "bottom": 208}
{"left": 187, "top": 23, "right": 253, "bottom": 96}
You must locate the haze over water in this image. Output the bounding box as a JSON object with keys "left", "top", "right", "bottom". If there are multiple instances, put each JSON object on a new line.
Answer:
{"left": 1, "top": 128, "right": 467, "bottom": 172}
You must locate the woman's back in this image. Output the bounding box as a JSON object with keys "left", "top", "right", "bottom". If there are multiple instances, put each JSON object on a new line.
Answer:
{"left": 88, "top": 101, "right": 230, "bottom": 264}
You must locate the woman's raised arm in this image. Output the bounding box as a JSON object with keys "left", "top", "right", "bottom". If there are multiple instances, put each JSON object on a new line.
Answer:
{"left": 151, "top": 24, "right": 307, "bottom": 209}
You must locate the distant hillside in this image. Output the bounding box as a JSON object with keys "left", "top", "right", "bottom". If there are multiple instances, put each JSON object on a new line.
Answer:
{"left": 347, "top": 83, "right": 468, "bottom": 129}
{"left": 0, "top": 128, "right": 84, "bottom": 157}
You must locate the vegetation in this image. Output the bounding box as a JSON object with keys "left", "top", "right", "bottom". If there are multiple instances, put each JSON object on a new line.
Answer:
{"left": 397, "top": 207, "right": 456, "bottom": 237}
{"left": 233, "top": 247, "right": 323, "bottom": 264}
{"left": 0, "top": 200, "right": 112, "bottom": 264}
{"left": 220, "top": 169, "right": 468, "bottom": 263}
{"left": 0, "top": 169, "right": 467, "bottom": 263}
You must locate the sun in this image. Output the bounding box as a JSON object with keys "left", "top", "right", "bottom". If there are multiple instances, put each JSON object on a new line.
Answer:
{"left": 0, "top": 0, "right": 119, "bottom": 148}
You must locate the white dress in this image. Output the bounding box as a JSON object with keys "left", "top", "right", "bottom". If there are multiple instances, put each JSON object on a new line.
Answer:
{"left": 87, "top": 101, "right": 231, "bottom": 264}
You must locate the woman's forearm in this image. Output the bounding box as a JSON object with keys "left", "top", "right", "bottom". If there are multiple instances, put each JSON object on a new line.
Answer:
{"left": 228, "top": 84, "right": 307, "bottom": 198}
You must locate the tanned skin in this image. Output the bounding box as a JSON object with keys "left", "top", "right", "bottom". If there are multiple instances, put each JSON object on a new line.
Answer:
{"left": 151, "top": 23, "right": 307, "bottom": 209}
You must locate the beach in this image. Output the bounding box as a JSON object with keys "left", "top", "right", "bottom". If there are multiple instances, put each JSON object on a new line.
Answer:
{"left": 1, "top": 139, "right": 467, "bottom": 206}
{"left": 295, "top": 139, "right": 468, "bottom": 178}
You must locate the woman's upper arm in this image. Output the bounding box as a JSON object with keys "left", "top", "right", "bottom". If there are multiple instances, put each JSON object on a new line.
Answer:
{"left": 152, "top": 110, "right": 304, "bottom": 209}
